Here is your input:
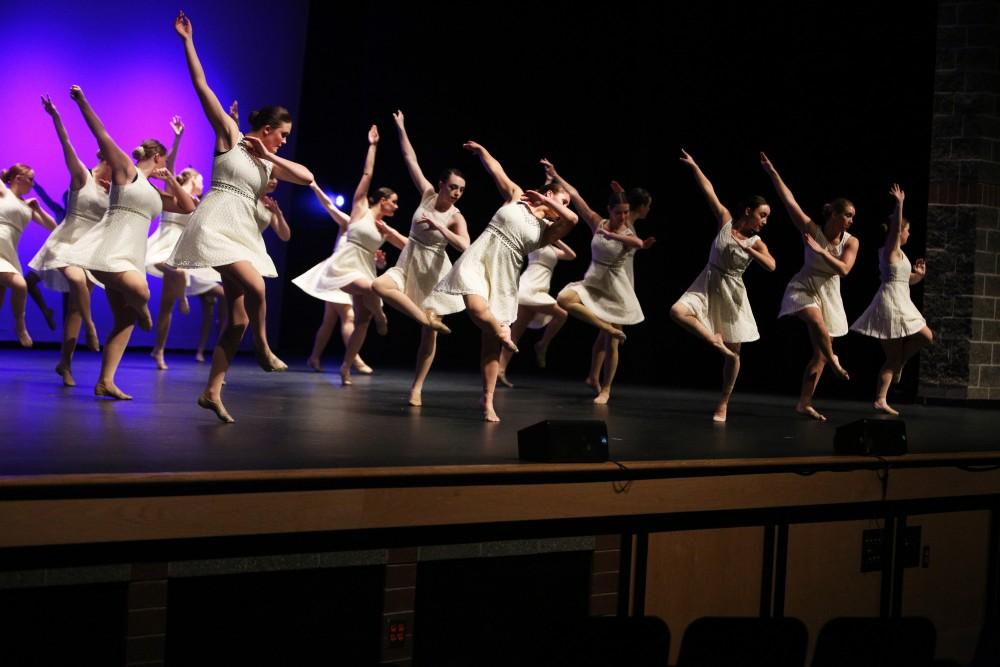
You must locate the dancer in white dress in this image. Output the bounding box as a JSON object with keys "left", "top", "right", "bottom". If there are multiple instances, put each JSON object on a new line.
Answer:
{"left": 294, "top": 181, "right": 378, "bottom": 376}
{"left": 496, "top": 239, "right": 576, "bottom": 387}
{"left": 548, "top": 161, "right": 655, "bottom": 405}
{"left": 433, "top": 142, "right": 579, "bottom": 421}
{"left": 671, "top": 149, "right": 776, "bottom": 422}
{"left": 0, "top": 164, "right": 57, "bottom": 348}
{"left": 761, "top": 152, "right": 856, "bottom": 421}
{"left": 170, "top": 11, "right": 314, "bottom": 422}
{"left": 850, "top": 185, "right": 933, "bottom": 415}
{"left": 32, "top": 95, "right": 110, "bottom": 384}
{"left": 319, "top": 125, "right": 403, "bottom": 386}
{"left": 372, "top": 110, "right": 468, "bottom": 406}
{"left": 59, "top": 85, "right": 196, "bottom": 399}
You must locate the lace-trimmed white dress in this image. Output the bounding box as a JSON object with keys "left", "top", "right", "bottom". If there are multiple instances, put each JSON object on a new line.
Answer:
{"left": 28, "top": 170, "right": 109, "bottom": 291}
{"left": 146, "top": 210, "right": 222, "bottom": 295}
{"left": 675, "top": 220, "right": 761, "bottom": 343}
{"left": 778, "top": 227, "right": 852, "bottom": 337}
{"left": 561, "top": 221, "right": 644, "bottom": 326}
{"left": 850, "top": 249, "right": 926, "bottom": 339}
{"left": 168, "top": 136, "right": 276, "bottom": 277}
{"left": 0, "top": 180, "right": 33, "bottom": 275}
{"left": 434, "top": 202, "right": 545, "bottom": 326}
{"left": 59, "top": 168, "right": 162, "bottom": 275}
{"left": 292, "top": 210, "right": 384, "bottom": 300}
{"left": 517, "top": 244, "right": 561, "bottom": 329}
{"left": 382, "top": 193, "right": 465, "bottom": 314}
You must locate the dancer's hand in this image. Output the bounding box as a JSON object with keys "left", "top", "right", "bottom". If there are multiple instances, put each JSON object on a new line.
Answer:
{"left": 803, "top": 232, "right": 825, "bottom": 253}
{"left": 262, "top": 195, "right": 281, "bottom": 213}
{"left": 392, "top": 110, "right": 405, "bottom": 129}
{"left": 679, "top": 148, "right": 697, "bottom": 167}
{"left": 373, "top": 217, "right": 392, "bottom": 235}
{"left": 374, "top": 249, "right": 387, "bottom": 270}
{"left": 242, "top": 135, "right": 271, "bottom": 159}
{"left": 539, "top": 158, "right": 557, "bottom": 181}
{"left": 170, "top": 115, "right": 184, "bottom": 136}
{"left": 228, "top": 100, "right": 239, "bottom": 124}
{"left": 610, "top": 179, "right": 624, "bottom": 193}
{"left": 174, "top": 11, "right": 193, "bottom": 40}
{"left": 24, "top": 198, "right": 41, "bottom": 211}
{"left": 914, "top": 258, "right": 927, "bottom": 276}
{"left": 462, "top": 141, "right": 484, "bottom": 155}
{"left": 368, "top": 124, "right": 379, "bottom": 145}
{"left": 595, "top": 226, "right": 612, "bottom": 238}
{"left": 40, "top": 94, "right": 58, "bottom": 117}
{"left": 69, "top": 85, "right": 86, "bottom": 103}
{"left": 416, "top": 215, "right": 442, "bottom": 232}
{"left": 97, "top": 177, "right": 111, "bottom": 192}
{"left": 889, "top": 183, "right": 905, "bottom": 203}
{"left": 642, "top": 236, "right": 657, "bottom": 249}
{"left": 521, "top": 189, "right": 552, "bottom": 208}
{"left": 150, "top": 167, "right": 174, "bottom": 182}
{"left": 760, "top": 151, "right": 776, "bottom": 174}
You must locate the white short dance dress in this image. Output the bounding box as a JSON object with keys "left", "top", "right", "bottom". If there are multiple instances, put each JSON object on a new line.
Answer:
{"left": 561, "top": 221, "right": 644, "bottom": 326}
{"left": 434, "top": 202, "right": 546, "bottom": 326}
{"left": 850, "top": 248, "right": 926, "bottom": 339}
{"left": 381, "top": 193, "right": 464, "bottom": 314}
{"left": 517, "top": 244, "right": 561, "bottom": 329}
{"left": 28, "top": 170, "right": 108, "bottom": 291}
{"left": 168, "top": 136, "right": 276, "bottom": 277}
{"left": 674, "top": 221, "right": 761, "bottom": 343}
{"left": 59, "top": 168, "right": 162, "bottom": 275}
{"left": 778, "top": 227, "right": 852, "bottom": 337}
{"left": 292, "top": 210, "right": 384, "bottom": 302}
{"left": 0, "top": 180, "right": 33, "bottom": 275}
{"left": 146, "top": 210, "right": 222, "bottom": 295}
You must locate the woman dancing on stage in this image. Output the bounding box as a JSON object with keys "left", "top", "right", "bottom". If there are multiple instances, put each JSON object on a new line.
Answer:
{"left": 293, "top": 181, "right": 379, "bottom": 376}
{"left": 851, "top": 184, "right": 933, "bottom": 415}
{"left": 313, "top": 125, "right": 403, "bottom": 387}
{"left": 549, "top": 160, "right": 655, "bottom": 405}
{"left": 496, "top": 239, "right": 576, "bottom": 388}
{"left": 0, "top": 164, "right": 57, "bottom": 348}
{"left": 433, "top": 143, "right": 579, "bottom": 422}
{"left": 168, "top": 11, "right": 313, "bottom": 421}
{"left": 371, "top": 110, "right": 467, "bottom": 406}
{"left": 761, "top": 152, "right": 856, "bottom": 421}
{"left": 30, "top": 95, "right": 110, "bottom": 384}
{"left": 671, "top": 149, "right": 776, "bottom": 422}
{"left": 59, "top": 85, "right": 195, "bottom": 399}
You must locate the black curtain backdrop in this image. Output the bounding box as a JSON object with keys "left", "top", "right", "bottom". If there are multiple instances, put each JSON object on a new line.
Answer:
{"left": 280, "top": 0, "right": 937, "bottom": 400}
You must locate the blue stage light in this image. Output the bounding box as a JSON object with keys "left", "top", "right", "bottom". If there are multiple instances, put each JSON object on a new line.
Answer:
{"left": 334, "top": 194, "right": 345, "bottom": 208}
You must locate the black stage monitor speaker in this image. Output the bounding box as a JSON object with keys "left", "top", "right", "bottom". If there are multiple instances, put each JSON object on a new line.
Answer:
{"left": 834, "top": 419, "right": 907, "bottom": 456}
{"left": 518, "top": 420, "right": 609, "bottom": 463}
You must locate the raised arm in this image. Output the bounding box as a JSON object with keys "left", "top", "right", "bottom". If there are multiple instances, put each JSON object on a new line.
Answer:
{"left": 463, "top": 141, "right": 522, "bottom": 203}
{"left": 228, "top": 100, "right": 240, "bottom": 127}
{"left": 539, "top": 159, "right": 603, "bottom": 231}
{"left": 531, "top": 190, "right": 580, "bottom": 246}
{"left": 41, "top": 95, "right": 88, "bottom": 191}
{"left": 393, "top": 111, "right": 434, "bottom": 197}
{"left": 553, "top": 239, "right": 576, "bottom": 261}
{"left": 174, "top": 11, "right": 239, "bottom": 152}
{"left": 166, "top": 116, "right": 184, "bottom": 173}
{"left": 885, "top": 183, "right": 905, "bottom": 263}
{"left": 760, "top": 152, "right": 816, "bottom": 236}
{"left": 351, "top": 125, "right": 379, "bottom": 218}
{"left": 309, "top": 181, "right": 350, "bottom": 229}
{"left": 262, "top": 196, "right": 291, "bottom": 241}
{"left": 68, "top": 86, "right": 134, "bottom": 186}
{"left": 680, "top": 149, "right": 731, "bottom": 228}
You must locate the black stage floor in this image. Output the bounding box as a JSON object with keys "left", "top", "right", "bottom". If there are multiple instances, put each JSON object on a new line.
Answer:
{"left": 0, "top": 349, "right": 996, "bottom": 479}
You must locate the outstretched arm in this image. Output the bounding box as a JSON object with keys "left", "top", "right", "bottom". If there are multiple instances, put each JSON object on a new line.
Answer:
{"left": 680, "top": 149, "right": 731, "bottom": 228}
{"left": 393, "top": 111, "right": 435, "bottom": 197}
{"left": 174, "top": 11, "right": 239, "bottom": 152}
{"left": 760, "top": 152, "right": 815, "bottom": 236}
{"left": 540, "top": 159, "right": 603, "bottom": 231}
{"left": 69, "top": 85, "right": 134, "bottom": 186}
{"left": 309, "top": 182, "right": 350, "bottom": 229}
{"left": 41, "top": 94, "right": 88, "bottom": 191}
{"left": 166, "top": 116, "right": 184, "bottom": 173}
{"left": 351, "top": 125, "right": 379, "bottom": 218}
{"left": 463, "top": 141, "right": 522, "bottom": 203}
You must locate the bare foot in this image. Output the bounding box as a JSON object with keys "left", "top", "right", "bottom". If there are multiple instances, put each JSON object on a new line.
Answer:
{"left": 307, "top": 357, "right": 323, "bottom": 372}
{"left": 498, "top": 325, "right": 519, "bottom": 354}
{"left": 151, "top": 349, "right": 168, "bottom": 370}
{"left": 195, "top": 350, "right": 206, "bottom": 363}
{"left": 712, "top": 404, "right": 728, "bottom": 423}
{"left": 375, "top": 310, "right": 389, "bottom": 336}
{"left": 830, "top": 355, "right": 850, "bottom": 381}
{"left": 480, "top": 397, "right": 500, "bottom": 422}
{"left": 534, "top": 341, "right": 547, "bottom": 368}
{"left": 256, "top": 349, "right": 288, "bottom": 372}
{"left": 16, "top": 327, "right": 33, "bottom": 348}
{"left": 585, "top": 376, "right": 602, "bottom": 395}
{"left": 42, "top": 307, "right": 57, "bottom": 331}
{"left": 55, "top": 364, "right": 76, "bottom": 387}
{"left": 339, "top": 367, "right": 353, "bottom": 386}
{"left": 95, "top": 382, "right": 132, "bottom": 400}
{"left": 711, "top": 334, "right": 738, "bottom": 360}
{"left": 497, "top": 372, "right": 514, "bottom": 388}
{"left": 795, "top": 404, "right": 827, "bottom": 422}
{"left": 198, "top": 393, "right": 235, "bottom": 423}
{"left": 873, "top": 399, "right": 899, "bottom": 416}
{"left": 354, "top": 358, "right": 374, "bottom": 374}
{"left": 593, "top": 391, "right": 611, "bottom": 405}
{"left": 179, "top": 296, "right": 190, "bottom": 315}
{"left": 136, "top": 305, "right": 153, "bottom": 331}
{"left": 86, "top": 323, "right": 101, "bottom": 352}
{"left": 424, "top": 309, "right": 451, "bottom": 334}
{"left": 408, "top": 388, "right": 422, "bottom": 407}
